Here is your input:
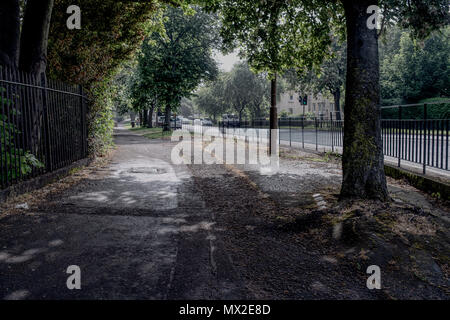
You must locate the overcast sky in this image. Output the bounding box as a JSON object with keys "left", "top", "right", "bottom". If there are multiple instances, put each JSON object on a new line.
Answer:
{"left": 213, "top": 50, "right": 241, "bottom": 72}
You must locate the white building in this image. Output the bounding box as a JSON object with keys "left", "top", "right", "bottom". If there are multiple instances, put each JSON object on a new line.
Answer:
{"left": 277, "top": 90, "right": 342, "bottom": 119}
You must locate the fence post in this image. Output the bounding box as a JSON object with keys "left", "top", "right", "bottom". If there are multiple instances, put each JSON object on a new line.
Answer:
{"left": 315, "top": 117, "right": 318, "bottom": 151}
{"left": 302, "top": 115, "right": 304, "bottom": 149}
{"left": 330, "top": 112, "right": 334, "bottom": 153}
{"left": 278, "top": 118, "right": 280, "bottom": 146}
{"left": 41, "top": 73, "right": 52, "bottom": 172}
{"left": 398, "top": 105, "right": 402, "bottom": 167}
{"left": 289, "top": 117, "right": 291, "bottom": 147}
{"left": 79, "top": 85, "right": 87, "bottom": 158}
{"left": 423, "top": 104, "right": 427, "bottom": 174}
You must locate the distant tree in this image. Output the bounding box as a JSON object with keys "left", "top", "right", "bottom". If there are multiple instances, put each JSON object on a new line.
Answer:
{"left": 137, "top": 6, "right": 219, "bottom": 131}
{"left": 206, "top": 0, "right": 334, "bottom": 153}
{"left": 312, "top": 40, "right": 346, "bottom": 120}
{"left": 195, "top": 74, "right": 228, "bottom": 122}
{"left": 225, "top": 62, "right": 273, "bottom": 122}
{"left": 380, "top": 25, "right": 450, "bottom": 104}
{"left": 112, "top": 61, "right": 139, "bottom": 117}
{"left": 284, "top": 38, "right": 346, "bottom": 120}
{"left": 179, "top": 98, "right": 195, "bottom": 118}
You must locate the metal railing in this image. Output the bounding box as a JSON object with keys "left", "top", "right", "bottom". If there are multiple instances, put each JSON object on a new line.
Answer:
{"left": 196, "top": 101, "right": 450, "bottom": 174}
{"left": 0, "top": 65, "right": 88, "bottom": 190}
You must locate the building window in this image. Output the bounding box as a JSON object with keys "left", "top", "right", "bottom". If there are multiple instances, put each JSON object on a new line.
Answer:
{"left": 290, "top": 95, "right": 293, "bottom": 100}
{"left": 313, "top": 103, "right": 316, "bottom": 111}
{"left": 289, "top": 108, "right": 293, "bottom": 114}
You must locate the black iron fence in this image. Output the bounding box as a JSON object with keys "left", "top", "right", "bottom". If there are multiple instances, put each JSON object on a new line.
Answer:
{"left": 199, "top": 101, "right": 450, "bottom": 174}
{"left": 0, "top": 65, "right": 88, "bottom": 190}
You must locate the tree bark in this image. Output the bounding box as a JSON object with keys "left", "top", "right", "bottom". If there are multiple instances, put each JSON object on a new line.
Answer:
{"left": 19, "top": 0, "right": 54, "bottom": 76}
{"left": 0, "top": 0, "right": 20, "bottom": 68}
{"left": 130, "top": 111, "right": 136, "bottom": 128}
{"left": 143, "top": 109, "right": 148, "bottom": 127}
{"left": 163, "top": 105, "right": 171, "bottom": 131}
{"left": 238, "top": 107, "right": 244, "bottom": 124}
{"left": 333, "top": 89, "right": 342, "bottom": 121}
{"left": 148, "top": 104, "right": 154, "bottom": 128}
{"left": 340, "top": 0, "right": 388, "bottom": 201}
{"left": 269, "top": 74, "right": 278, "bottom": 155}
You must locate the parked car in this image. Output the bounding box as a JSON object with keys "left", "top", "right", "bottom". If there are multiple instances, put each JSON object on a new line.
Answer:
{"left": 201, "top": 118, "right": 213, "bottom": 126}
{"left": 157, "top": 116, "right": 165, "bottom": 127}
{"left": 222, "top": 114, "right": 239, "bottom": 127}
{"left": 170, "top": 116, "right": 182, "bottom": 129}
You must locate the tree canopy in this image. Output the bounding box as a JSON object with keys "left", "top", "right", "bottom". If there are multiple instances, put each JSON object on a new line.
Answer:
{"left": 134, "top": 5, "right": 220, "bottom": 129}
{"left": 380, "top": 25, "right": 450, "bottom": 105}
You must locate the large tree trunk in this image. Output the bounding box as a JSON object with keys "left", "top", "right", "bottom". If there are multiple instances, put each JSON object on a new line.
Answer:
{"left": 269, "top": 74, "right": 278, "bottom": 156}
{"left": 333, "top": 89, "right": 342, "bottom": 121}
{"left": 0, "top": 0, "right": 20, "bottom": 68}
{"left": 19, "top": 0, "right": 54, "bottom": 76}
{"left": 340, "top": 0, "right": 388, "bottom": 201}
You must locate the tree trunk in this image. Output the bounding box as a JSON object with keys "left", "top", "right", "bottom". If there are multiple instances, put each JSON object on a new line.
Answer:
{"left": 143, "top": 109, "right": 148, "bottom": 127}
{"left": 0, "top": 0, "right": 20, "bottom": 68}
{"left": 139, "top": 110, "right": 143, "bottom": 127}
{"left": 269, "top": 74, "right": 278, "bottom": 155}
{"left": 333, "top": 89, "right": 342, "bottom": 121}
{"left": 148, "top": 105, "right": 154, "bottom": 128}
{"left": 130, "top": 111, "right": 136, "bottom": 128}
{"left": 340, "top": 0, "right": 388, "bottom": 201}
{"left": 19, "top": 0, "right": 54, "bottom": 76}
{"left": 163, "top": 105, "right": 171, "bottom": 131}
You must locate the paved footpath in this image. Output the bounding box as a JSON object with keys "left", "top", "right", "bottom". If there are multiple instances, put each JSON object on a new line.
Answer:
{"left": 0, "top": 127, "right": 246, "bottom": 299}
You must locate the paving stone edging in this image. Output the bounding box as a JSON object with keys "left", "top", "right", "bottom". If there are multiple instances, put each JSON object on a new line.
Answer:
{"left": 384, "top": 164, "right": 450, "bottom": 201}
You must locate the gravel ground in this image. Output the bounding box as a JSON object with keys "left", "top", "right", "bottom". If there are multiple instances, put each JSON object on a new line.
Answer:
{"left": 193, "top": 146, "right": 449, "bottom": 299}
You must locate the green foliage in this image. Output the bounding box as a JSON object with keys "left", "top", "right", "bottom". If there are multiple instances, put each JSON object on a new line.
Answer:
{"left": 195, "top": 62, "right": 274, "bottom": 120}
{"left": 179, "top": 97, "right": 196, "bottom": 118}
{"left": 112, "top": 62, "right": 138, "bottom": 116}
{"left": 48, "top": 0, "right": 165, "bottom": 86}
{"left": 87, "top": 83, "right": 115, "bottom": 156}
{"left": 224, "top": 62, "right": 270, "bottom": 120}
{"left": 379, "top": 0, "right": 449, "bottom": 39}
{"left": 47, "top": 0, "right": 171, "bottom": 156}
{"left": 279, "top": 110, "right": 290, "bottom": 118}
{"left": 195, "top": 76, "right": 228, "bottom": 121}
{"left": 212, "top": 0, "right": 338, "bottom": 77}
{"left": 380, "top": 25, "right": 450, "bottom": 105}
{"left": 135, "top": 5, "right": 220, "bottom": 115}
{"left": 0, "top": 90, "right": 44, "bottom": 181}
{"left": 283, "top": 36, "right": 346, "bottom": 113}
